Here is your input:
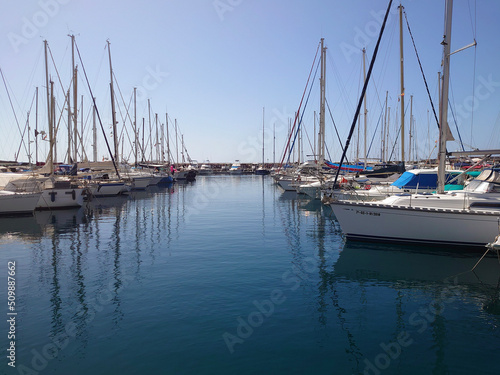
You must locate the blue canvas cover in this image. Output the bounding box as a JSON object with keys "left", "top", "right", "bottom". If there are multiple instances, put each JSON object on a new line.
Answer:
{"left": 391, "top": 170, "right": 462, "bottom": 189}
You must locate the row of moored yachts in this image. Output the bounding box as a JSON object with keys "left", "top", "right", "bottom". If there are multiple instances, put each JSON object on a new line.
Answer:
{"left": 0, "top": 163, "right": 195, "bottom": 216}
{"left": 273, "top": 161, "right": 500, "bottom": 249}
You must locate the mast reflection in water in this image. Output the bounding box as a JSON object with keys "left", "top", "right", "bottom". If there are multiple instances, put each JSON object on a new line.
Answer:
{"left": 0, "top": 176, "right": 498, "bottom": 375}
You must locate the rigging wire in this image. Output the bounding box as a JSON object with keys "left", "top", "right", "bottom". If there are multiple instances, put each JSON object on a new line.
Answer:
{"left": 0, "top": 68, "right": 29, "bottom": 161}
{"left": 74, "top": 39, "right": 121, "bottom": 179}
{"left": 333, "top": 0, "right": 393, "bottom": 186}
{"left": 278, "top": 41, "right": 321, "bottom": 170}
{"left": 286, "top": 56, "right": 320, "bottom": 165}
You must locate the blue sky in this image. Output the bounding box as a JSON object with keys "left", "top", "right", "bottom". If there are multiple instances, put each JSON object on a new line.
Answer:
{"left": 0, "top": 0, "right": 498, "bottom": 164}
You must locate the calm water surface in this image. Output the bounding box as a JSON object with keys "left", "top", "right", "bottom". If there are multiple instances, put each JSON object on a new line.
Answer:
{"left": 0, "top": 175, "right": 499, "bottom": 374}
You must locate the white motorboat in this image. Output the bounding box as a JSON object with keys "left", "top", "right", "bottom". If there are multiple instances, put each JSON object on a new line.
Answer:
{"left": 229, "top": 161, "right": 243, "bottom": 175}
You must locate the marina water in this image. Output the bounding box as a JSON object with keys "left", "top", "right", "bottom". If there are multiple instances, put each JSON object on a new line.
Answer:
{"left": 1, "top": 175, "right": 499, "bottom": 374}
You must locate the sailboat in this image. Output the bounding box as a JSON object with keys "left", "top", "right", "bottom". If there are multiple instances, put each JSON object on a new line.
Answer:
{"left": 330, "top": 0, "right": 500, "bottom": 248}
{"left": 255, "top": 107, "right": 270, "bottom": 175}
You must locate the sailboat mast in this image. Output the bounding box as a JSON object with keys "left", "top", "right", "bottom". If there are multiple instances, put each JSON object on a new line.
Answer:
{"left": 148, "top": 99, "right": 152, "bottom": 163}
{"left": 27, "top": 111, "right": 31, "bottom": 168}
{"left": 437, "top": 0, "right": 453, "bottom": 194}
{"left": 155, "top": 113, "right": 159, "bottom": 162}
{"left": 409, "top": 94, "right": 413, "bottom": 163}
{"left": 161, "top": 119, "right": 165, "bottom": 165}
{"left": 35, "top": 86, "right": 38, "bottom": 165}
{"left": 273, "top": 122, "right": 275, "bottom": 167}
{"left": 382, "top": 91, "right": 388, "bottom": 162}
{"left": 399, "top": 5, "right": 405, "bottom": 165}
{"left": 318, "top": 38, "right": 326, "bottom": 166}
{"left": 72, "top": 35, "right": 78, "bottom": 163}
{"left": 81, "top": 95, "right": 84, "bottom": 160}
{"left": 44, "top": 40, "right": 50, "bottom": 166}
{"left": 363, "top": 47, "right": 367, "bottom": 169}
{"left": 166, "top": 112, "right": 170, "bottom": 165}
{"left": 175, "top": 119, "right": 179, "bottom": 164}
{"left": 67, "top": 89, "right": 71, "bottom": 163}
{"left": 262, "top": 107, "right": 265, "bottom": 165}
{"left": 93, "top": 96, "right": 97, "bottom": 162}
{"left": 313, "top": 111, "right": 316, "bottom": 160}
{"left": 134, "top": 87, "right": 138, "bottom": 166}
{"left": 107, "top": 40, "right": 118, "bottom": 163}
{"left": 49, "top": 80, "right": 54, "bottom": 176}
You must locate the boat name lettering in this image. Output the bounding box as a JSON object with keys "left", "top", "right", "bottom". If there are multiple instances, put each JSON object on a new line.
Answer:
{"left": 355, "top": 210, "right": 380, "bottom": 217}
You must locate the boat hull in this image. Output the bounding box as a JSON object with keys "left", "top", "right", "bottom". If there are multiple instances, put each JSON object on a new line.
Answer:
{"left": 37, "top": 188, "right": 85, "bottom": 209}
{"left": 330, "top": 200, "right": 500, "bottom": 248}
{"left": 89, "top": 182, "right": 129, "bottom": 197}
{"left": 0, "top": 191, "right": 41, "bottom": 215}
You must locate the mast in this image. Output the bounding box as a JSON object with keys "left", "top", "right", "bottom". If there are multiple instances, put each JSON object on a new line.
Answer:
{"left": 399, "top": 4, "right": 405, "bottom": 166}
{"left": 142, "top": 118, "right": 145, "bottom": 162}
{"left": 262, "top": 107, "right": 265, "bottom": 165}
{"left": 49, "top": 80, "right": 54, "bottom": 176}
{"left": 35, "top": 87, "right": 38, "bottom": 165}
{"left": 155, "top": 113, "right": 159, "bottom": 162}
{"left": 161, "top": 119, "right": 165, "bottom": 165}
{"left": 44, "top": 40, "right": 50, "bottom": 167}
{"left": 107, "top": 40, "right": 118, "bottom": 163}
{"left": 27, "top": 111, "right": 31, "bottom": 168}
{"left": 273, "top": 122, "right": 275, "bottom": 167}
{"left": 175, "top": 119, "right": 179, "bottom": 164}
{"left": 409, "top": 94, "right": 413, "bottom": 163}
{"left": 166, "top": 112, "right": 170, "bottom": 165}
{"left": 81, "top": 95, "right": 84, "bottom": 161}
{"left": 71, "top": 35, "right": 78, "bottom": 163}
{"left": 437, "top": 0, "right": 454, "bottom": 194}
{"left": 313, "top": 111, "right": 316, "bottom": 160}
{"left": 363, "top": 47, "right": 367, "bottom": 169}
{"left": 67, "top": 89, "right": 71, "bottom": 163}
{"left": 382, "top": 91, "right": 388, "bottom": 162}
{"left": 148, "top": 99, "right": 152, "bottom": 163}
{"left": 318, "top": 38, "right": 326, "bottom": 166}
{"left": 92, "top": 96, "right": 97, "bottom": 162}
{"left": 134, "top": 88, "right": 138, "bottom": 166}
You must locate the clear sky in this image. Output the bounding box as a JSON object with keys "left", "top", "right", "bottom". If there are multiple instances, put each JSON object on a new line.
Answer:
{"left": 0, "top": 0, "right": 499, "bottom": 164}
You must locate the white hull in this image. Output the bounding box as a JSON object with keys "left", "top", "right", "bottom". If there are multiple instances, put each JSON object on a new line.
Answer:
{"left": 330, "top": 200, "right": 500, "bottom": 247}
{"left": 277, "top": 178, "right": 295, "bottom": 191}
{"left": 296, "top": 184, "right": 321, "bottom": 199}
{"left": 89, "top": 182, "right": 129, "bottom": 197}
{"left": 147, "top": 176, "right": 163, "bottom": 186}
{"left": 37, "top": 188, "right": 85, "bottom": 209}
{"left": 0, "top": 191, "right": 41, "bottom": 215}
{"left": 130, "top": 177, "right": 151, "bottom": 190}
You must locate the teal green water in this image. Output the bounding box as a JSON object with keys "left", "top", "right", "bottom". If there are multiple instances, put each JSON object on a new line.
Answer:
{"left": 0, "top": 175, "right": 499, "bottom": 374}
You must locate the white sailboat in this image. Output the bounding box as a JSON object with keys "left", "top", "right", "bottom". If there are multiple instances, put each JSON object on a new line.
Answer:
{"left": 0, "top": 190, "right": 41, "bottom": 215}
{"left": 330, "top": 0, "right": 500, "bottom": 248}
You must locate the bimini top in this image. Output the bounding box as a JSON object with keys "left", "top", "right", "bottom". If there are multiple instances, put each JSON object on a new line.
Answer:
{"left": 391, "top": 169, "right": 463, "bottom": 190}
